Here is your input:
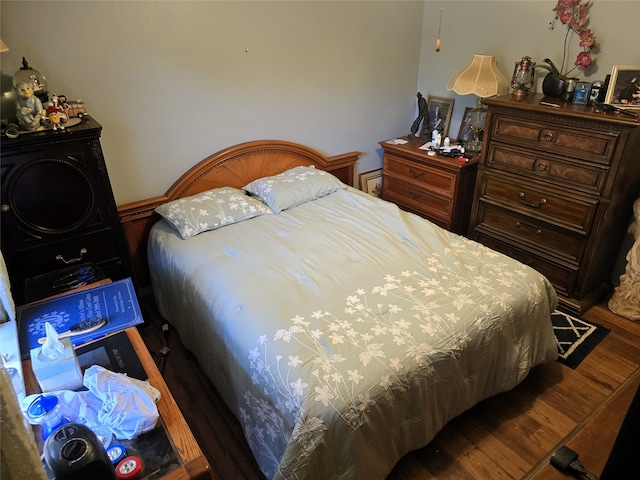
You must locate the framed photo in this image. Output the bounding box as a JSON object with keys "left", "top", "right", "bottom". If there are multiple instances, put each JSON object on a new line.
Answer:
{"left": 604, "top": 65, "right": 640, "bottom": 108}
{"left": 427, "top": 95, "right": 455, "bottom": 137}
{"left": 359, "top": 168, "right": 383, "bottom": 197}
{"left": 457, "top": 107, "right": 474, "bottom": 142}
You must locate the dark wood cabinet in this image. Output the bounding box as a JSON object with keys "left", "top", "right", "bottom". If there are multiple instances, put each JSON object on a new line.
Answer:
{"left": 469, "top": 94, "right": 640, "bottom": 313}
{"left": 380, "top": 138, "right": 479, "bottom": 234}
{"left": 1, "top": 117, "right": 134, "bottom": 304}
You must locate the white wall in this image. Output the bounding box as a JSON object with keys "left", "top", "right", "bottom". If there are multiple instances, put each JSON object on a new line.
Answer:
{"left": 0, "top": 1, "right": 424, "bottom": 204}
{"left": 1, "top": 1, "right": 638, "bottom": 206}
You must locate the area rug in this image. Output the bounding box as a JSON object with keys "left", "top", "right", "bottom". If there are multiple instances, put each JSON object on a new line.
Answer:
{"left": 552, "top": 310, "right": 610, "bottom": 369}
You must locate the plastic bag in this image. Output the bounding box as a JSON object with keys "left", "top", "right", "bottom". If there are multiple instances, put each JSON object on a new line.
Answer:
{"left": 83, "top": 365, "right": 159, "bottom": 439}
{"left": 22, "top": 365, "right": 159, "bottom": 440}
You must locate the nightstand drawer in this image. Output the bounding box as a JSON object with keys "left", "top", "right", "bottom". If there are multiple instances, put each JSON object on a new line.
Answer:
{"left": 476, "top": 203, "right": 586, "bottom": 263}
{"left": 13, "top": 233, "right": 122, "bottom": 280}
{"left": 486, "top": 144, "right": 607, "bottom": 195}
{"left": 490, "top": 114, "right": 617, "bottom": 165}
{"left": 384, "top": 155, "right": 457, "bottom": 197}
{"left": 481, "top": 174, "right": 599, "bottom": 233}
{"left": 383, "top": 176, "right": 452, "bottom": 222}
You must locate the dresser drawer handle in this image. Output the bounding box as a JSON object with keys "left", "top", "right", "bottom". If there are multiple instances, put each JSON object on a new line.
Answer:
{"left": 536, "top": 162, "right": 548, "bottom": 172}
{"left": 543, "top": 132, "right": 555, "bottom": 143}
{"left": 408, "top": 168, "right": 426, "bottom": 178}
{"left": 519, "top": 192, "right": 547, "bottom": 208}
{"left": 408, "top": 190, "right": 425, "bottom": 200}
{"left": 515, "top": 221, "right": 542, "bottom": 235}
{"left": 56, "top": 248, "right": 87, "bottom": 265}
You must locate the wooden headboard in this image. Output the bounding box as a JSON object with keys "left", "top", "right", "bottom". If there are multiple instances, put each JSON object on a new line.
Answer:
{"left": 118, "top": 139, "right": 360, "bottom": 287}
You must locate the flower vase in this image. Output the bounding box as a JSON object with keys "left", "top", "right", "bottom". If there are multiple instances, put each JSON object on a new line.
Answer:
{"left": 542, "top": 73, "right": 567, "bottom": 98}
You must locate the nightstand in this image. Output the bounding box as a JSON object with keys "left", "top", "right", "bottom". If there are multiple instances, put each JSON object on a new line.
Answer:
{"left": 379, "top": 138, "right": 479, "bottom": 235}
{"left": 1, "top": 117, "right": 135, "bottom": 305}
{"left": 20, "top": 278, "right": 211, "bottom": 479}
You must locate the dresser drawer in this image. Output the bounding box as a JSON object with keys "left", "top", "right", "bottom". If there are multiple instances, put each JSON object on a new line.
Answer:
{"left": 475, "top": 203, "right": 586, "bottom": 263}
{"left": 490, "top": 114, "right": 617, "bottom": 165}
{"left": 475, "top": 232, "right": 577, "bottom": 297}
{"left": 384, "top": 155, "right": 457, "bottom": 197}
{"left": 481, "top": 173, "right": 599, "bottom": 233}
{"left": 383, "top": 176, "right": 452, "bottom": 223}
{"left": 486, "top": 144, "right": 607, "bottom": 195}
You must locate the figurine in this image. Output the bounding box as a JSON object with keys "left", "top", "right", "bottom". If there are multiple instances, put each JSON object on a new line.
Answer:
{"left": 15, "top": 81, "right": 45, "bottom": 131}
{"left": 47, "top": 94, "right": 67, "bottom": 128}
{"left": 410, "top": 92, "right": 430, "bottom": 140}
{"left": 47, "top": 111, "right": 64, "bottom": 131}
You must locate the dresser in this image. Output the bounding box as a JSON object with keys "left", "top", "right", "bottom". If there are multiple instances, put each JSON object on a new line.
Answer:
{"left": 380, "top": 138, "right": 479, "bottom": 234}
{"left": 0, "top": 117, "right": 135, "bottom": 304}
{"left": 469, "top": 94, "right": 640, "bottom": 313}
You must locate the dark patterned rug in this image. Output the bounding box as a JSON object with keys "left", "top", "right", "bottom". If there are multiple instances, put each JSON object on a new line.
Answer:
{"left": 552, "top": 310, "right": 610, "bottom": 369}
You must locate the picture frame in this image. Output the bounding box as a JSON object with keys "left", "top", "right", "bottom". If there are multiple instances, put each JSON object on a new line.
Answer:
{"left": 427, "top": 95, "right": 455, "bottom": 137}
{"left": 604, "top": 65, "right": 640, "bottom": 108}
{"left": 359, "top": 168, "right": 383, "bottom": 198}
{"left": 457, "top": 107, "right": 474, "bottom": 142}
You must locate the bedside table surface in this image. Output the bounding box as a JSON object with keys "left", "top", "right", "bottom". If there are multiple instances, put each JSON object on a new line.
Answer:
{"left": 22, "top": 326, "right": 212, "bottom": 480}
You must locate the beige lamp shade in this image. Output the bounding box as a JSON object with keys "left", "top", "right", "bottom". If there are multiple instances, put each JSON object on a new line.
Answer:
{"left": 0, "top": 39, "right": 9, "bottom": 53}
{"left": 447, "top": 54, "right": 508, "bottom": 97}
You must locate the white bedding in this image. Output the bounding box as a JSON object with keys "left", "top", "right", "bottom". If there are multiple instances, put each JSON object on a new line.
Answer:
{"left": 148, "top": 186, "right": 558, "bottom": 479}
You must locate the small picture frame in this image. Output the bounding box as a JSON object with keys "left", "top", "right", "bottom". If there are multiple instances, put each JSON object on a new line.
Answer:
{"left": 572, "top": 82, "right": 591, "bottom": 105}
{"left": 457, "top": 107, "right": 474, "bottom": 142}
{"left": 427, "top": 95, "right": 455, "bottom": 137}
{"left": 604, "top": 65, "right": 640, "bottom": 108}
{"left": 359, "top": 168, "right": 383, "bottom": 197}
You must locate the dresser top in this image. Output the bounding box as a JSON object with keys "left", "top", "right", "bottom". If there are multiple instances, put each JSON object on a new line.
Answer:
{"left": 483, "top": 94, "right": 639, "bottom": 127}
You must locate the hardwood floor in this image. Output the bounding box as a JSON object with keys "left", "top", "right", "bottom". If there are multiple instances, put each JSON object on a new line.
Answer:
{"left": 139, "top": 294, "right": 640, "bottom": 479}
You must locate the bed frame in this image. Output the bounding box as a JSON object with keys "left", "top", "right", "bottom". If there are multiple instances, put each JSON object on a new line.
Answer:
{"left": 118, "top": 139, "right": 360, "bottom": 286}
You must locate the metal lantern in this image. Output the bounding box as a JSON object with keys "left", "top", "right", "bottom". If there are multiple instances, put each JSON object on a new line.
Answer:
{"left": 511, "top": 56, "right": 536, "bottom": 99}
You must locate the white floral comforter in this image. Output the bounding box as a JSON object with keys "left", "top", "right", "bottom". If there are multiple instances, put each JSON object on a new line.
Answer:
{"left": 148, "top": 187, "right": 558, "bottom": 479}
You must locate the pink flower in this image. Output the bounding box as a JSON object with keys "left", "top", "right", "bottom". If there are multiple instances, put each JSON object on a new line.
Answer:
{"left": 547, "top": 0, "right": 597, "bottom": 76}
{"left": 575, "top": 51, "right": 592, "bottom": 71}
{"left": 579, "top": 29, "right": 595, "bottom": 48}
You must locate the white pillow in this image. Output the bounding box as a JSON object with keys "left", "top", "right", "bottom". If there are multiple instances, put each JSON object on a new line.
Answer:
{"left": 155, "top": 187, "right": 272, "bottom": 239}
{"left": 243, "top": 166, "right": 346, "bottom": 213}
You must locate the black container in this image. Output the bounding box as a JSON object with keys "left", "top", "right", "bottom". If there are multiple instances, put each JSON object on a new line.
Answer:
{"left": 44, "top": 423, "right": 116, "bottom": 480}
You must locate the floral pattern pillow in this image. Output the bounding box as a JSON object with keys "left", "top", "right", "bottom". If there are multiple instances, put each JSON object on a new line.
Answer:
{"left": 243, "top": 166, "right": 346, "bottom": 213}
{"left": 155, "top": 187, "right": 272, "bottom": 239}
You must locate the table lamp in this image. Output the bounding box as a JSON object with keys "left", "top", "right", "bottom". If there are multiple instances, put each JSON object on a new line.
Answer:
{"left": 447, "top": 54, "right": 508, "bottom": 152}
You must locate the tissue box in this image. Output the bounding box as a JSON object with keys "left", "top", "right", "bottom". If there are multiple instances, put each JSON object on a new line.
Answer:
{"left": 30, "top": 338, "right": 83, "bottom": 392}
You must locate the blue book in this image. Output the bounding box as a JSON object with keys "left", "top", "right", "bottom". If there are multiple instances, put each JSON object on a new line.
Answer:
{"left": 17, "top": 278, "right": 143, "bottom": 359}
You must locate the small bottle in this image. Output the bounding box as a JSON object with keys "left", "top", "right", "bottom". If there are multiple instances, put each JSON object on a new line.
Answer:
{"left": 432, "top": 129, "right": 438, "bottom": 143}
{"left": 443, "top": 136, "right": 450, "bottom": 147}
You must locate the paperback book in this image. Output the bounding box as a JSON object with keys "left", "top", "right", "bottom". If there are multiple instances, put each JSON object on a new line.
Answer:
{"left": 17, "top": 278, "right": 143, "bottom": 359}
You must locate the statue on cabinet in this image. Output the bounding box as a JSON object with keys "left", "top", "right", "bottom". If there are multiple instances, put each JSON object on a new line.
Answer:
{"left": 409, "top": 92, "right": 431, "bottom": 140}
{"left": 609, "top": 198, "right": 640, "bottom": 320}
{"left": 15, "top": 82, "right": 45, "bottom": 131}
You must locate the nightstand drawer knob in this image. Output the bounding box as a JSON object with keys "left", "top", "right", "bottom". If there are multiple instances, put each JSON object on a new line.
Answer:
{"left": 409, "top": 168, "right": 426, "bottom": 178}
{"left": 519, "top": 192, "right": 547, "bottom": 209}
{"left": 408, "top": 189, "right": 425, "bottom": 200}
{"left": 515, "top": 221, "right": 542, "bottom": 235}
{"left": 56, "top": 248, "right": 87, "bottom": 264}
{"left": 1, "top": 204, "right": 9, "bottom": 212}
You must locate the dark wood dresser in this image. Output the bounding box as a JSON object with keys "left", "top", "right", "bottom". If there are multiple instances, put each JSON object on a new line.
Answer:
{"left": 469, "top": 94, "right": 640, "bottom": 313}
{"left": 380, "top": 138, "right": 479, "bottom": 234}
{"left": 1, "top": 117, "right": 135, "bottom": 304}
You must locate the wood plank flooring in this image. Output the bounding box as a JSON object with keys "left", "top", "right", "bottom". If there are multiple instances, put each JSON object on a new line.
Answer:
{"left": 139, "top": 295, "right": 640, "bottom": 479}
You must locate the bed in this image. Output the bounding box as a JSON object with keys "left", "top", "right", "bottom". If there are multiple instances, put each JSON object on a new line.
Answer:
{"left": 119, "top": 140, "right": 558, "bottom": 479}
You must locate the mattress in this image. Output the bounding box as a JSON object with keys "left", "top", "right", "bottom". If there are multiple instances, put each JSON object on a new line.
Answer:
{"left": 147, "top": 186, "right": 558, "bottom": 479}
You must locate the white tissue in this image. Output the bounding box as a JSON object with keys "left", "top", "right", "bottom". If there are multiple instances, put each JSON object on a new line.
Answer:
{"left": 40, "top": 322, "right": 65, "bottom": 360}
